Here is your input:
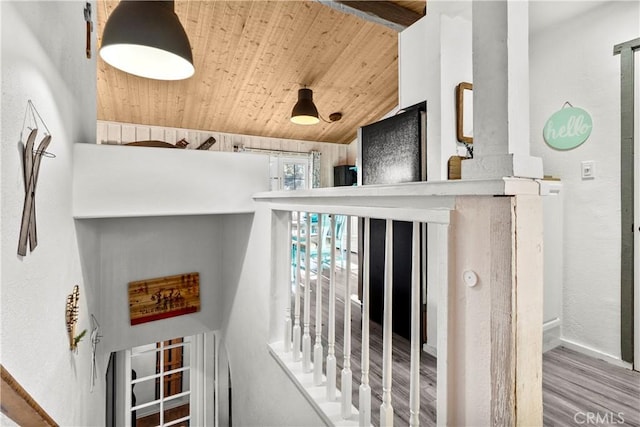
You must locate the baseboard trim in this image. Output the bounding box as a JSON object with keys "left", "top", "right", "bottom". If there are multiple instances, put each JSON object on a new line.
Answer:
{"left": 422, "top": 342, "right": 437, "bottom": 358}
{"left": 543, "top": 318, "right": 562, "bottom": 353}
{"left": 559, "top": 338, "right": 633, "bottom": 370}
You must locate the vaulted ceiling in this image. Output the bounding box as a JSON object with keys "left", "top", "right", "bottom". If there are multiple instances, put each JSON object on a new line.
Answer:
{"left": 96, "top": 1, "right": 425, "bottom": 144}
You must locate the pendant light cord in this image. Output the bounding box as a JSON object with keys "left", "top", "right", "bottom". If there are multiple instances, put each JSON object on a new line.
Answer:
{"left": 319, "top": 113, "right": 333, "bottom": 124}
{"left": 319, "top": 112, "right": 343, "bottom": 124}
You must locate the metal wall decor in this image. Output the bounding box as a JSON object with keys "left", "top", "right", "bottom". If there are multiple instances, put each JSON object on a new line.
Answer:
{"left": 18, "top": 101, "right": 54, "bottom": 257}
{"left": 84, "top": 2, "right": 93, "bottom": 59}
{"left": 89, "top": 315, "right": 101, "bottom": 392}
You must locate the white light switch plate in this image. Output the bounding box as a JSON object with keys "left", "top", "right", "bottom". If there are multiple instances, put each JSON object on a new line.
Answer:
{"left": 581, "top": 160, "right": 595, "bottom": 179}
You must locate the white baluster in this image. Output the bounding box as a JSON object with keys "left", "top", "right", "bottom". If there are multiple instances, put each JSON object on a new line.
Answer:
{"left": 284, "top": 211, "right": 292, "bottom": 353}
{"left": 380, "top": 219, "right": 394, "bottom": 426}
{"left": 293, "top": 211, "right": 302, "bottom": 362}
{"left": 410, "top": 221, "right": 421, "bottom": 426}
{"left": 359, "top": 217, "right": 371, "bottom": 427}
{"left": 326, "top": 214, "right": 337, "bottom": 400}
{"left": 314, "top": 213, "right": 324, "bottom": 385}
{"left": 341, "top": 215, "right": 353, "bottom": 419}
{"left": 303, "top": 212, "right": 312, "bottom": 372}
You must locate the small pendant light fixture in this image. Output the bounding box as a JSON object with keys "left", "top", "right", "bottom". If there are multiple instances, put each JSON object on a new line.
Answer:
{"left": 100, "top": 0, "right": 194, "bottom": 80}
{"left": 290, "top": 87, "right": 342, "bottom": 125}
{"left": 291, "top": 88, "right": 320, "bottom": 125}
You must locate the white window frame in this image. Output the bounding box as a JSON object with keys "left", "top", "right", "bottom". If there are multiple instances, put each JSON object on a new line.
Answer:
{"left": 278, "top": 156, "right": 312, "bottom": 191}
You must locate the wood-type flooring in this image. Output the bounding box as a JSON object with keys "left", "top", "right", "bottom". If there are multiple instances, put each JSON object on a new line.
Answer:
{"left": 292, "top": 260, "right": 640, "bottom": 426}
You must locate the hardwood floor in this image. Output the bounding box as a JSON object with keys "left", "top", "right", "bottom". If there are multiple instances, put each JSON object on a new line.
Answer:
{"left": 543, "top": 347, "right": 640, "bottom": 426}
{"left": 294, "top": 258, "right": 640, "bottom": 426}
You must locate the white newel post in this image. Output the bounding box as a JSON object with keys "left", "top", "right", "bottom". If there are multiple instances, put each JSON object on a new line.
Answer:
{"left": 341, "top": 215, "right": 353, "bottom": 419}
{"left": 284, "top": 211, "right": 292, "bottom": 353}
{"left": 446, "top": 195, "right": 543, "bottom": 425}
{"left": 314, "top": 213, "right": 324, "bottom": 385}
{"left": 326, "top": 214, "right": 337, "bottom": 400}
{"left": 359, "top": 217, "right": 372, "bottom": 427}
{"left": 293, "top": 211, "right": 302, "bottom": 362}
{"left": 303, "top": 212, "right": 312, "bottom": 372}
{"left": 380, "top": 219, "right": 394, "bottom": 426}
{"left": 461, "top": 0, "right": 543, "bottom": 180}
{"left": 450, "top": 1, "right": 544, "bottom": 424}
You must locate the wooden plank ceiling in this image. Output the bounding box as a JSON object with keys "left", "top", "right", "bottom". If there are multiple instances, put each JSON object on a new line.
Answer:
{"left": 97, "top": 1, "right": 425, "bottom": 144}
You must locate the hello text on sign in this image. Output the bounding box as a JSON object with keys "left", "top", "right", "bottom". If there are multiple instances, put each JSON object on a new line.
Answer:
{"left": 543, "top": 106, "right": 593, "bottom": 150}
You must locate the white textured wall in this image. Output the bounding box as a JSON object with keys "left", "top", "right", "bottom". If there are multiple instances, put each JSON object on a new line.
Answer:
{"left": 399, "top": 3, "right": 473, "bottom": 182}
{"left": 73, "top": 143, "right": 269, "bottom": 218}
{"left": 219, "top": 211, "right": 325, "bottom": 426}
{"left": 398, "top": 5, "right": 473, "bottom": 354}
{"left": 399, "top": 15, "right": 441, "bottom": 181}
{"left": 0, "top": 1, "right": 103, "bottom": 425}
{"left": 529, "top": 1, "right": 639, "bottom": 361}
{"left": 83, "top": 216, "right": 224, "bottom": 354}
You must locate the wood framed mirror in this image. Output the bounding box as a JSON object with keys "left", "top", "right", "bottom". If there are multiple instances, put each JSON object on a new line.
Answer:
{"left": 456, "top": 82, "right": 473, "bottom": 144}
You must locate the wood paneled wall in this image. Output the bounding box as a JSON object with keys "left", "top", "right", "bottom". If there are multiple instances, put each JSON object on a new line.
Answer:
{"left": 97, "top": 121, "right": 352, "bottom": 187}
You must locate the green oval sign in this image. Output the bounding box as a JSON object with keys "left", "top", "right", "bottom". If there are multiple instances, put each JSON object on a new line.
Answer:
{"left": 543, "top": 107, "right": 592, "bottom": 150}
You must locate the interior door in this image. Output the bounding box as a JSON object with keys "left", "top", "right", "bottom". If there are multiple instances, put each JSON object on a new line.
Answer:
{"left": 359, "top": 105, "right": 427, "bottom": 343}
{"left": 634, "top": 47, "right": 639, "bottom": 371}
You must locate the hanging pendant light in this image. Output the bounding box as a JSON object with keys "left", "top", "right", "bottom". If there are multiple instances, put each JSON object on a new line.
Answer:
{"left": 100, "top": 0, "right": 194, "bottom": 80}
{"left": 291, "top": 88, "right": 320, "bottom": 125}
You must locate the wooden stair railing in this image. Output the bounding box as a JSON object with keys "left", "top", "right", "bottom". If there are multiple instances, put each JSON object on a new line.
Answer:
{"left": 0, "top": 364, "right": 58, "bottom": 426}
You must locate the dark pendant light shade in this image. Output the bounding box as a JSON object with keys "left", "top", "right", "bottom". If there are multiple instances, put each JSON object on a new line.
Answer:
{"left": 100, "top": 0, "right": 194, "bottom": 80}
{"left": 291, "top": 88, "right": 320, "bottom": 125}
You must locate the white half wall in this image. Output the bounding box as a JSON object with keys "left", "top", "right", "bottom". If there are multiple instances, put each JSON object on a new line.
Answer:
{"left": 73, "top": 143, "right": 270, "bottom": 218}
{"left": 0, "top": 1, "right": 103, "bottom": 425}
{"left": 529, "top": 0, "right": 640, "bottom": 361}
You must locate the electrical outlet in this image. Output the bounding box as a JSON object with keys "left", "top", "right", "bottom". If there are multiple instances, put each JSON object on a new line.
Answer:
{"left": 581, "top": 160, "right": 595, "bottom": 179}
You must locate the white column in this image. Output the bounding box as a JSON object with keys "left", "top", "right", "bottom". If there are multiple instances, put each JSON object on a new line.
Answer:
{"left": 359, "top": 217, "right": 371, "bottom": 427}
{"left": 326, "top": 214, "right": 337, "bottom": 401}
{"left": 409, "top": 221, "right": 421, "bottom": 426}
{"left": 314, "top": 213, "right": 324, "bottom": 385}
{"left": 341, "top": 215, "right": 353, "bottom": 419}
{"left": 293, "top": 211, "right": 302, "bottom": 362}
{"left": 462, "top": 0, "right": 543, "bottom": 180}
{"left": 380, "top": 219, "right": 394, "bottom": 426}
{"left": 284, "top": 211, "right": 292, "bottom": 353}
{"left": 303, "top": 212, "right": 312, "bottom": 372}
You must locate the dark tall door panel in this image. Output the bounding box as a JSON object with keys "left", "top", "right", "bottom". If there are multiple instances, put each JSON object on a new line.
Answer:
{"left": 368, "top": 219, "right": 419, "bottom": 341}
{"left": 359, "top": 102, "right": 426, "bottom": 343}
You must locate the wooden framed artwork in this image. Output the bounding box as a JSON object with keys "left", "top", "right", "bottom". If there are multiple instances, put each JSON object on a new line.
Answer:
{"left": 456, "top": 82, "right": 473, "bottom": 144}
{"left": 128, "top": 273, "right": 200, "bottom": 325}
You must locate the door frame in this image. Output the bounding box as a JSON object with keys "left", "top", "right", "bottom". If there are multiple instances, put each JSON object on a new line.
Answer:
{"left": 614, "top": 37, "right": 640, "bottom": 369}
{"left": 117, "top": 332, "right": 216, "bottom": 426}
{"left": 635, "top": 44, "right": 640, "bottom": 372}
